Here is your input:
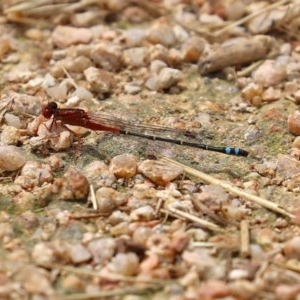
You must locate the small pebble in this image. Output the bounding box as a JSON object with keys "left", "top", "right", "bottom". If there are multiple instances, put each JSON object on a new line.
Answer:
{"left": 123, "top": 47, "right": 146, "bottom": 68}
{"left": 0, "top": 126, "right": 21, "bottom": 145}
{"left": 276, "top": 154, "right": 300, "bottom": 179}
{"left": 138, "top": 159, "right": 183, "bottom": 185}
{"left": 95, "top": 187, "right": 127, "bottom": 213}
{"left": 45, "top": 82, "right": 68, "bottom": 99}
{"left": 72, "top": 86, "right": 94, "bottom": 101}
{"left": 130, "top": 183, "right": 158, "bottom": 203}
{"left": 32, "top": 242, "right": 55, "bottom": 266}
{"left": 14, "top": 161, "right": 53, "bottom": 189}
{"left": 285, "top": 81, "right": 298, "bottom": 94}
{"left": 124, "top": 83, "right": 142, "bottom": 94}
{"left": 52, "top": 131, "right": 74, "bottom": 151}
{"left": 145, "top": 76, "right": 158, "bottom": 91}
{"left": 25, "top": 28, "right": 44, "bottom": 41}
{"left": 108, "top": 210, "right": 130, "bottom": 225}
{"left": 253, "top": 228, "right": 276, "bottom": 246}
{"left": 228, "top": 269, "right": 249, "bottom": 280}
{"left": 71, "top": 11, "right": 102, "bottom": 27}
{"left": 157, "top": 67, "right": 182, "bottom": 90}
{"left": 182, "top": 36, "right": 206, "bottom": 63}
{"left": 197, "top": 280, "right": 230, "bottom": 299}
{"left": 292, "top": 136, "right": 300, "bottom": 149}
{"left": 119, "top": 28, "right": 146, "bottom": 47}
{"left": 221, "top": 204, "right": 249, "bottom": 221}
{"left": 132, "top": 226, "right": 153, "bottom": 247}
{"left": 294, "top": 89, "right": 300, "bottom": 103}
{"left": 241, "top": 82, "right": 263, "bottom": 102}
{"left": 84, "top": 66, "right": 115, "bottom": 95}
{"left": 0, "top": 145, "right": 26, "bottom": 172}
{"left": 54, "top": 167, "right": 89, "bottom": 201}
{"left": 173, "top": 24, "right": 189, "bottom": 43}
{"left": 288, "top": 111, "right": 300, "bottom": 136}
{"left": 261, "top": 87, "right": 281, "bottom": 102}
{"left": 123, "top": 6, "right": 150, "bottom": 23}
{"left": 283, "top": 236, "right": 300, "bottom": 260}
{"left": 225, "top": 0, "right": 247, "bottom": 20}
{"left": 107, "top": 253, "right": 139, "bottom": 276}
{"left": 147, "top": 19, "right": 176, "bottom": 47}
{"left": 149, "top": 60, "right": 167, "bottom": 74}
{"left": 4, "top": 113, "right": 22, "bottom": 129}
{"left": 87, "top": 238, "right": 116, "bottom": 264}
{"left": 109, "top": 153, "right": 137, "bottom": 179}
{"left": 0, "top": 37, "right": 12, "bottom": 60}
{"left": 252, "top": 60, "right": 287, "bottom": 87}
{"left": 13, "top": 190, "right": 38, "bottom": 211}
{"left": 275, "top": 284, "right": 300, "bottom": 300}
{"left": 130, "top": 205, "right": 155, "bottom": 221}
{"left": 83, "top": 161, "right": 116, "bottom": 189}
{"left": 167, "top": 48, "right": 183, "bottom": 67}
{"left": 16, "top": 266, "right": 53, "bottom": 296}
{"left": 106, "top": 0, "right": 129, "bottom": 11}
{"left": 110, "top": 221, "right": 130, "bottom": 236}
{"left": 67, "top": 243, "right": 92, "bottom": 264}
{"left": 148, "top": 44, "right": 169, "bottom": 64}
{"left": 65, "top": 56, "right": 93, "bottom": 73}
{"left": 52, "top": 25, "right": 92, "bottom": 48}
{"left": 90, "top": 45, "right": 122, "bottom": 71}
{"left": 17, "top": 210, "right": 39, "bottom": 231}
{"left": 229, "top": 280, "right": 257, "bottom": 299}
{"left": 60, "top": 274, "right": 84, "bottom": 293}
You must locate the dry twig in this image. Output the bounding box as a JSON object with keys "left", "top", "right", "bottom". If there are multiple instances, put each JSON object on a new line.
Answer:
{"left": 214, "top": 0, "right": 291, "bottom": 36}
{"left": 161, "top": 206, "right": 224, "bottom": 233}
{"left": 240, "top": 220, "right": 250, "bottom": 258}
{"left": 159, "top": 156, "right": 294, "bottom": 219}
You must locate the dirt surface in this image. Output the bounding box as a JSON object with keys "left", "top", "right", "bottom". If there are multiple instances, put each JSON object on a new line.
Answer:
{"left": 0, "top": 1, "right": 300, "bottom": 300}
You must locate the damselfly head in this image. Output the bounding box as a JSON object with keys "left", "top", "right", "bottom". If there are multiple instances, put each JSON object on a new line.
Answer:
{"left": 42, "top": 101, "right": 57, "bottom": 119}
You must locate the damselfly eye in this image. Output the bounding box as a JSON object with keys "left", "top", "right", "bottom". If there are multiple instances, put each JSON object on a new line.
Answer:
{"left": 48, "top": 102, "right": 58, "bottom": 110}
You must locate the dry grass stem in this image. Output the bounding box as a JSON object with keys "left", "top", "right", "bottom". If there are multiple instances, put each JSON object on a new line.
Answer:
{"left": 214, "top": 0, "right": 292, "bottom": 36}
{"left": 58, "top": 285, "right": 163, "bottom": 300}
{"left": 160, "top": 156, "right": 294, "bottom": 219}
{"left": 190, "top": 242, "right": 218, "bottom": 248}
{"left": 275, "top": 262, "right": 300, "bottom": 274}
{"left": 191, "top": 196, "right": 228, "bottom": 226}
{"left": 89, "top": 184, "right": 97, "bottom": 210}
{"left": 237, "top": 60, "right": 265, "bottom": 77}
{"left": 240, "top": 220, "right": 250, "bottom": 258}
{"left": 161, "top": 206, "right": 224, "bottom": 232}
{"left": 45, "top": 263, "right": 165, "bottom": 285}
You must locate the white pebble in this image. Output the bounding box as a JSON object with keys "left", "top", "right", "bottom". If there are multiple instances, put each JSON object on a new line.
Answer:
{"left": 32, "top": 242, "right": 54, "bottom": 266}
{"left": 72, "top": 86, "right": 93, "bottom": 101}
{"left": 4, "top": 113, "right": 22, "bottom": 128}
{"left": 123, "top": 47, "right": 146, "bottom": 68}
{"left": 84, "top": 66, "right": 114, "bottom": 94}
{"left": 87, "top": 238, "right": 116, "bottom": 264}
{"left": 1, "top": 126, "right": 21, "bottom": 145}
{"left": 157, "top": 67, "right": 182, "bottom": 90}
{"left": 130, "top": 205, "right": 155, "bottom": 221}
{"left": 52, "top": 25, "right": 92, "bottom": 48}
{"left": 108, "top": 253, "right": 139, "bottom": 276}
{"left": 252, "top": 60, "right": 287, "bottom": 87}
{"left": 0, "top": 145, "right": 26, "bottom": 172}
{"left": 149, "top": 60, "right": 167, "bottom": 74}
{"left": 67, "top": 243, "right": 92, "bottom": 264}
{"left": 109, "top": 153, "right": 137, "bottom": 179}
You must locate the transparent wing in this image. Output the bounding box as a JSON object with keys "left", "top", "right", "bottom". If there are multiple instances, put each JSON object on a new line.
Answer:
{"left": 87, "top": 111, "right": 203, "bottom": 141}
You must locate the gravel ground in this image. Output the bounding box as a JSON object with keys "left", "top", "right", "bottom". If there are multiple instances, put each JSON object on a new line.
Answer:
{"left": 1, "top": 1, "right": 300, "bottom": 299}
